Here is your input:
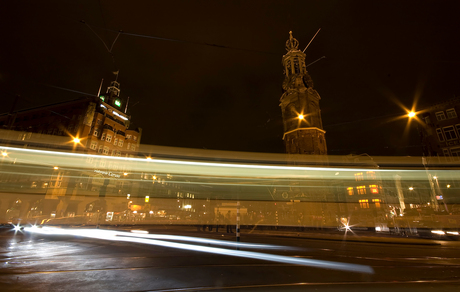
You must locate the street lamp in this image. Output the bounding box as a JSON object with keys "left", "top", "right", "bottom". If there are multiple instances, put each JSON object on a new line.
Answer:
{"left": 298, "top": 114, "right": 304, "bottom": 120}
{"left": 408, "top": 111, "right": 416, "bottom": 118}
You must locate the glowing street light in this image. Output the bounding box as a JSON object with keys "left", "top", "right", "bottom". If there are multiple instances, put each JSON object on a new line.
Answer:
{"left": 72, "top": 137, "right": 81, "bottom": 144}
{"left": 123, "top": 172, "right": 128, "bottom": 176}
{"left": 409, "top": 187, "right": 414, "bottom": 191}
{"left": 408, "top": 111, "right": 416, "bottom": 118}
{"left": 298, "top": 114, "right": 305, "bottom": 120}
{"left": 53, "top": 166, "right": 59, "bottom": 170}
{"left": 1, "top": 152, "right": 7, "bottom": 157}
{"left": 447, "top": 184, "right": 451, "bottom": 188}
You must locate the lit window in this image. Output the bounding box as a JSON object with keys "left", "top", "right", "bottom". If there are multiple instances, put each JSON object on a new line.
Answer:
{"left": 106, "top": 134, "right": 112, "bottom": 143}
{"left": 98, "top": 145, "right": 103, "bottom": 153}
{"left": 359, "top": 199, "right": 369, "bottom": 208}
{"left": 103, "top": 146, "right": 109, "bottom": 155}
{"left": 354, "top": 173, "right": 363, "bottom": 181}
{"left": 94, "top": 129, "right": 99, "bottom": 137}
{"left": 443, "top": 126, "right": 457, "bottom": 140}
{"left": 372, "top": 199, "right": 381, "bottom": 208}
{"left": 436, "top": 128, "right": 445, "bottom": 142}
{"left": 347, "top": 187, "right": 354, "bottom": 196}
{"left": 369, "top": 185, "right": 379, "bottom": 194}
{"left": 357, "top": 186, "right": 366, "bottom": 195}
{"left": 446, "top": 108, "right": 457, "bottom": 119}
{"left": 436, "top": 111, "right": 446, "bottom": 121}
{"left": 101, "top": 133, "right": 106, "bottom": 141}
{"left": 127, "top": 134, "right": 132, "bottom": 139}
{"left": 131, "top": 144, "right": 135, "bottom": 151}
{"left": 366, "top": 171, "right": 376, "bottom": 180}
{"left": 133, "top": 136, "right": 137, "bottom": 141}
{"left": 114, "top": 100, "right": 121, "bottom": 107}
{"left": 127, "top": 142, "right": 131, "bottom": 150}
{"left": 90, "top": 141, "right": 97, "bottom": 150}
{"left": 118, "top": 140, "right": 123, "bottom": 147}
{"left": 114, "top": 138, "right": 118, "bottom": 145}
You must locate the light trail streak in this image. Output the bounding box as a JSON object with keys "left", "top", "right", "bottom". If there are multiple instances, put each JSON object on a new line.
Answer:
{"left": 0, "top": 146, "right": 446, "bottom": 182}
{"left": 121, "top": 232, "right": 297, "bottom": 250}
{"left": 24, "top": 227, "right": 374, "bottom": 274}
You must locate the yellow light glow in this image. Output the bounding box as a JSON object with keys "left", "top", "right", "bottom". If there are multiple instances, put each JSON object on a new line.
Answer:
{"left": 146, "top": 157, "right": 152, "bottom": 160}
{"left": 53, "top": 166, "right": 59, "bottom": 170}
{"left": 298, "top": 114, "right": 304, "bottom": 120}
{"left": 73, "top": 137, "right": 81, "bottom": 143}
{"left": 152, "top": 175, "right": 157, "bottom": 180}
{"left": 408, "top": 111, "right": 416, "bottom": 118}
{"left": 409, "top": 187, "right": 414, "bottom": 191}
{"left": 123, "top": 172, "right": 128, "bottom": 176}
{"left": 433, "top": 176, "right": 437, "bottom": 180}
{"left": 447, "top": 184, "right": 451, "bottom": 188}
{"left": 2, "top": 152, "right": 7, "bottom": 157}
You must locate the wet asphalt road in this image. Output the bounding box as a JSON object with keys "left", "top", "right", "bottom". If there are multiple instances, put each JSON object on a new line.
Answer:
{"left": 0, "top": 227, "right": 459, "bottom": 291}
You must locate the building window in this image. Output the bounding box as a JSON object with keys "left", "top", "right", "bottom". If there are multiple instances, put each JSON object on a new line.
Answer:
{"left": 106, "top": 134, "right": 112, "bottom": 143}
{"left": 131, "top": 144, "right": 135, "bottom": 151}
{"left": 359, "top": 199, "right": 369, "bottom": 208}
{"left": 443, "top": 126, "right": 457, "bottom": 140}
{"left": 443, "top": 149, "right": 450, "bottom": 156}
{"left": 369, "top": 185, "right": 379, "bottom": 194}
{"left": 127, "top": 142, "right": 130, "bottom": 150}
{"left": 114, "top": 138, "right": 118, "bottom": 145}
{"left": 450, "top": 148, "right": 460, "bottom": 159}
{"left": 118, "top": 140, "right": 123, "bottom": 147}
{"left": 372, "top": 199, "right": 381, "bottom": 208}
{"left": 94, "top": 129, "right": 99, "bottom": 137}
{"left": 96, "top": 119, "right": 102, "bottom": 125}
{"left": 357, "top": 186, "right": 366, "bottom": 195}
{"left": 111, "top": 149, "right": 116, "bottom": 156}
{"left": 98, "top": 145, "right": 103, "bottom": 154}
{"left": 424, "top": 116, "right": 432, "bottom": 125}
{"left": 127, "top": 134, "right": 132, "bottom": 139}
{"left": 101, "top": 133, "right": 106, "bottom": 141}
{"left": 347, "top": 187, "right": 354, "bottom": 196}
{"left": 354, "top": 173, "right": 363, "bottom": 181}
{"left": 436, "top": 128, "right": 445, "bottom": 142}
{"left": 90, "top": 141, "right": 97, "bottom": 150}
{"left": 366, "top": 171, "right": 376, "bottom": 180}
{"left": 133, "top": 136, "right": 137, "bottom": 141}
{"left": 103, "top": 146, "right": 109, "bottom": 155}
{"left": 436, "top": 111, "right": 446, "bottom": 121}
{"left": 446, "top": 108, "right": 457, "bottom": 119}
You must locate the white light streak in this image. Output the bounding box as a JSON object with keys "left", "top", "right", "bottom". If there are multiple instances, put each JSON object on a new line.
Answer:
{"left": 24, "top": 227, "right": 373, "bottom": 274}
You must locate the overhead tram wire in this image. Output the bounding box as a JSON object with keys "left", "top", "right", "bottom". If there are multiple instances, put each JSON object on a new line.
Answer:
{"left": 79, "top": 20, "right": 278, "bottom": 56}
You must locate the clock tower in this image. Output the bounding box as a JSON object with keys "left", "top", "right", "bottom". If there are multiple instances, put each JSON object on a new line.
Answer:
{"left": 280, "top": 31, "right": 327, "bottom": 155}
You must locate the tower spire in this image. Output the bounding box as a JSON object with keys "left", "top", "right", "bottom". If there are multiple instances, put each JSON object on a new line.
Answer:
{"left": 279, "top": 31, "right": 327, "bottom": 155}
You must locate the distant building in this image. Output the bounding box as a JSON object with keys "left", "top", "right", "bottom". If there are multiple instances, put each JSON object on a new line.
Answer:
{"left": 279, "top": 31, "right": 327, "bottom": 155}
{"left": 0, "top": 80, "right": 142, "bottom": 156}
{"left": 419, "top": 96, "right": 460, "bottom": 158}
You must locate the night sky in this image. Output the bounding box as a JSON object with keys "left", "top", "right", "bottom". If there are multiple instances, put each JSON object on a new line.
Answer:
{"left": 2, "top": 1, "right": 460, "bottom": 156}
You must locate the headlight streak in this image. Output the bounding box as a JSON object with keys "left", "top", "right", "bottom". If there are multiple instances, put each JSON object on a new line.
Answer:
{"left": 120, "top": 232, "right": 296, "bottom": 250}
{"left": 24, "top": 227, "right": 373, "bottom": 274}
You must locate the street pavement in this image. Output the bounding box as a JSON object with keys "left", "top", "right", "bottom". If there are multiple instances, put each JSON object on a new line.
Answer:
{"left": 0, "top": 226, "right": 459, "bottom": 291}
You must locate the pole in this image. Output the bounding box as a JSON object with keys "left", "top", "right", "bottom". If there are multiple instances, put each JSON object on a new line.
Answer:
{"left": 97, "top": 79, "right": 104, "bottom": 97}
{"left": 236, "top": 201, "right": 240, "bottom": 249}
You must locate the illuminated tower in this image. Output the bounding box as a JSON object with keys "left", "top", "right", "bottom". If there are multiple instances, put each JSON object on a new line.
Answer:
{"left": 280, "top": 31, "right": 327, "bottom": 155}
